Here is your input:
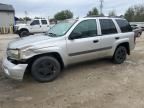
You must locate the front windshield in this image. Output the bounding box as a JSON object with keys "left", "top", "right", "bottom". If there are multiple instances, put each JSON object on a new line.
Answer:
{"left": 46, "top": 20, "right": 77, "bottom": 37}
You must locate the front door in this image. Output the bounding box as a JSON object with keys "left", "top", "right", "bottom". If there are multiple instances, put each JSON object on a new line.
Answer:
{"left": 66, "top": 19, "right": 102, "bottom": 64}
{"left": 30, "top": 20, "right": 42, "bottom": 33}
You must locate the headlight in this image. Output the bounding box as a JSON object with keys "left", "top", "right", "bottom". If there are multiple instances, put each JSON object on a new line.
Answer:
{"left": 7, "top": 49, "right": 20, "bottom": 60}
{"left": 7, "top": 45, "right": 33, "bottom": 60}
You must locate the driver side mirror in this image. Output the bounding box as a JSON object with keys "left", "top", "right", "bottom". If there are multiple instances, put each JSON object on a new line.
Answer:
{"left": 69, "top": 32, "right": 82, "bottom": 40}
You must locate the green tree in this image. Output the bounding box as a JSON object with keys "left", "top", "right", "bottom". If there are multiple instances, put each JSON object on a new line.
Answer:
{"left": 54, "top": 10, "right": 73, "bottom": 20}
{"left": 87, "top": 7, "right": 99, "bottom": 16}
{"left": 23, "top": 17, "right": 31, "bottom": 21}
{"left": 108, "top": 10, "right": 117, "bottom": 17}
{"left": 124, "top": 5, "right": 144, "bottom": 22}
{"left": 124, "top": 7, "right": 135, "bottom": 22}
{"left": 134, "top": 5, "right": 144, "bottom": 22}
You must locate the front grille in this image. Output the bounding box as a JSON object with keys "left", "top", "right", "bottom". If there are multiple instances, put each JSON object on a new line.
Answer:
{"left": 7, "top": 57, "right": 27, "bottom": 65}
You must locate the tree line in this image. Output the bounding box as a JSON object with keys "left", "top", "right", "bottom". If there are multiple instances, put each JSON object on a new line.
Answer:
{"left": 125, "top": 5, "right": 144, "bottom": 22}
{"left": 18, "top": 4, "right": 144, "bottom": 22}
{"left": 53, "top": 4, "right": 144, "bottom": 22}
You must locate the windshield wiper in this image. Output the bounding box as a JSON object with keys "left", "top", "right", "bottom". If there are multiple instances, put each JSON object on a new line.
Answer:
{"left": 48, "top": 33, "right": 57, "bottom": 37}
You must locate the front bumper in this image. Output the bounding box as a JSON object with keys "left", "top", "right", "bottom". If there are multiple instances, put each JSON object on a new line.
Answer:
{"left": 13, "top": 26, "right": 19, "bottom": 34}
{"left": 2, "top": 58, "right": 28, "bottom": 81}
{"left": 13, "top": 29, "right": 19, "bottom": 34}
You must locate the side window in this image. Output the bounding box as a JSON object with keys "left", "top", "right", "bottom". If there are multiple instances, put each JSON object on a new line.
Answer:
{"left": 30, "top": 20, "right": 40, "bottom": 25}
{"left": 116, "top": 19, "right": 132, "bottom": 33}
{"left": 100, "top": 19, "right": 117, "bottom": 35}
{"left": 70, "top": 19, "right": 97, "bottom": 39}
{"left": 41, "top": 20, "right": 47, "bottom": 25}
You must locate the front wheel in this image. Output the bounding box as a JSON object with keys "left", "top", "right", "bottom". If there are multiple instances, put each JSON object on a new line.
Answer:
{"left": 31, "top": 56, "right": 61, "bottom": 82}
{"left": 19, "top": 30, "right": 29, "bottom": 37}
{"left": 112, "top": 46, "right": 127, "bottom": 64}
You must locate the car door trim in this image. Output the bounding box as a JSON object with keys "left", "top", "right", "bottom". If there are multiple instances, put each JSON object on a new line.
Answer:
{"left": 68, "top": 46, "right": 112, "bottom": 56}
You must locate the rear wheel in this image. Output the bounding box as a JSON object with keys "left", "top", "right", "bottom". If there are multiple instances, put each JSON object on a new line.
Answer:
{"left": 31, "top": 56, "right": 61, "bottom": 82}
{"left": 112, "top": 46, "right": 127, "bottom": 64}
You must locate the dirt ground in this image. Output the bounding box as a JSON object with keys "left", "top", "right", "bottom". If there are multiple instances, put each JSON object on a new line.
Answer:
{"left": 0, "top": 33, "right": 144, "bottom": 108}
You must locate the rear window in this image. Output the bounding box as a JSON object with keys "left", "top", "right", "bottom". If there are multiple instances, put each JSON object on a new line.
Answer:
{"left": 41, "top": 20, "right": 47, "bottom": 25}
{"left": 116, "top": 19, "right": 132, "bottom": 33}
{"left": 100, "top": 19, "right": 117, "bottom": 35}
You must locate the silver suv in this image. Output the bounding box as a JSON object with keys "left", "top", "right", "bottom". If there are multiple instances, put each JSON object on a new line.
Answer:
{"left": 2, "top": 17, "right": 135, "bottom": 82}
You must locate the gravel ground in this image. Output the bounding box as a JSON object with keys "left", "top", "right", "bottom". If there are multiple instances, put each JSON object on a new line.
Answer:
{"left": 0, "top": 33, "right": 144, "bottom": 108}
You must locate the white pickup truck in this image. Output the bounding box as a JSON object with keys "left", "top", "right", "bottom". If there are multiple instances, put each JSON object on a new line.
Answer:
{"left": 14, "top": 19, "right": 50, "bottom": 37}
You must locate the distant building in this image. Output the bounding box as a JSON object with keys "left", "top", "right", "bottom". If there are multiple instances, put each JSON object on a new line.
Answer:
{"left": 0, "top": 3, "right": 15, "bottom": 28}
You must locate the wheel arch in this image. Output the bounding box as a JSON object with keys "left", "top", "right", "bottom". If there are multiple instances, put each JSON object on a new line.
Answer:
{"left": 115, "top": 42, "right": 130, "bottom": 55}
{"left": 26, "top": 52, "right": 65, "bottom": 72}
{"left": 19, "top": 28, "right": 29, "bottom": 33}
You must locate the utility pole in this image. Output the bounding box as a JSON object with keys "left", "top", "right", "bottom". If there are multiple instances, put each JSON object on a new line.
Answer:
{"left": 100, "top": 0, "right": 104, "bottom": 16}
{"left": 24, "top": 11, "right": 28, "bottom": 23}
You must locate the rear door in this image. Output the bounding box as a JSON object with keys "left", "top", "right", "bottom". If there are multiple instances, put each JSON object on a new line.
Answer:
{"left": 98, "top": 18, "right": 119, "bottom": 56}
{"left": 41, "top": 20, "right": 49, "bottom": 32}
{"left": 115, "top": 19, "right": 134, "bottom": 49}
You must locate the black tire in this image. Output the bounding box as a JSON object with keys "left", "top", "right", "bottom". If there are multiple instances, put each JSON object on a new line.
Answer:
{"left": 112, "top": 46, "right": 127, "bottom": 64}
{"left": 137, "top": 32, "right": 141, "bottom": 37}
{"left": 19, "top": 30, "right": 29, "bottom": 37}
{"left": 31, "top": 56, "right": 61, "bottom": 82}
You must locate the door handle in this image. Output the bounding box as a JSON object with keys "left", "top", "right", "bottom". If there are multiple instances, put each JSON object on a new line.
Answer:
{"left": 93, "top": 40, "right": 99, "bottom": 43}
{"left": 115, "top": 37, "right": 120, "bottom": 40}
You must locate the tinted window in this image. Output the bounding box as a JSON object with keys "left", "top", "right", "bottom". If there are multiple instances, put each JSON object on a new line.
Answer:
{"left": 41, "top": 20, "right": 47, "bottom": 25}
{"left": 71, "top": 19, "right": 97, "bottom": 39}
{"left": 116, "top": 19, "right": 132, "bottom": 32}
{"left": 31, "top": 20, "right": 40, "bottom": 25}
{"left": 100, "top": 19, "right": 117, "bottom": 35}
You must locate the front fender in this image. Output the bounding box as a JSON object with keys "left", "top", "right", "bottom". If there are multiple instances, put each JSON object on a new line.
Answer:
{"left": 21, "top": 46, "right": 68, "bottom": 66}
{"left": 18, "top": 26, "right": 29, "bottom": 31}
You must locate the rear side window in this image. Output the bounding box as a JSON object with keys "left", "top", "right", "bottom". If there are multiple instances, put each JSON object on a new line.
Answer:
{"left": 41, "top": 20, "right": 47, "bottom": 25}
{"left": 116, "top": 19, "right": 132, "bottom": 33}
{"left": 100, "top": 19, "right": 117, "bottom": 35}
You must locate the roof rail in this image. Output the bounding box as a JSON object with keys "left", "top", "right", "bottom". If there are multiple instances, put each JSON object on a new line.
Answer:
{"left": 84, "top": 15, "right": 105, "bottom": 18}
{"left": 34, "top": 18, "right": 46, "bottom": 19}
{"left": 85, "top": 15, "right": 124, "bottom": 18}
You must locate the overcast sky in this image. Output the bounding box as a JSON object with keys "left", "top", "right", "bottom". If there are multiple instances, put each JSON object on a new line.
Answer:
{"left": 0, "top": 0, "right": 143, "bottom": 18}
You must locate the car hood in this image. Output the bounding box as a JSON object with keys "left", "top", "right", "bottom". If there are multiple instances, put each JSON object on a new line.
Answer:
{"left": 8, "top": 34, "right": 62, "bottom": 49}
{"left": 15, "top": 24, "right": 27, "bottom": 26}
